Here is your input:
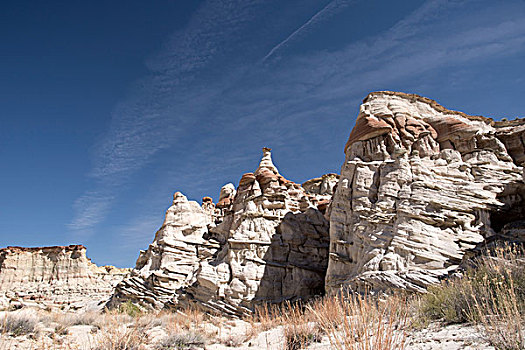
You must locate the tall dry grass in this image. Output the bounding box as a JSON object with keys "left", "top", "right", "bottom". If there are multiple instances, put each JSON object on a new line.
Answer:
{"left": 248, "top": 294, "right": 408, "bottom": 350}
{"left": 310, "top": 293, "right": 408, "bottom": 350}
{"left": 418, "top": 243, "right": 525, "bottom": 350}
{"left": 281, "top": 301, "right": 322, "bottom": 350}
{"left": 467, "top": 245, "right": 525, "bottom": 350}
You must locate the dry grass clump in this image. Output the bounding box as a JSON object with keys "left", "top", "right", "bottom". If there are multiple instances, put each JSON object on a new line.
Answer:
{"left": 467, "top": 245, "right": 525, "bottom": 350}
{"left": 94, "top": 322, "right": 148, "bottom": 350}
{"left": 282, "top": 302, "right": 323, "bottom": 350}
{"left": 248, "top": 303, "right": 283, "bottom": 334}
{"left": 155, "top": 331, "right": 206, "bottom": 349}
{"left": 248, "top": 295, "right": 407, "bottom": 350}
{"left": 418, "top": 244, "right": 525, "bottom": 350}
{"left": 50, "top": 310, "right": 100, "bottom": 335}
{"left": 310, "top": 293, "right": 407, "bottom": 350}
{"left": 0, "top": 310, "right": 40, "bottom": 337}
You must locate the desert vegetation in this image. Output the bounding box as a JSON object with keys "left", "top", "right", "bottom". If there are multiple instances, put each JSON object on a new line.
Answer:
{"left": 417, "top": 243, "right": 525, "bottom": 350}
{"left": 0, "top": 244, "right": 523, "bottom": 349}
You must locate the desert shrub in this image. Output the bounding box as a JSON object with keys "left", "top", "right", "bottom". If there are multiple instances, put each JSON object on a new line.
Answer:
{"left": 220, "top": 333, "right": 251, "bottom": 347}
{"left": 418, "top": 244, "right": 525, "bottom": 325}
{"left": 94, "top": 324, "right": 148, "bottom": 350}
{"left": 157, "top": 308, "right": 205, "bottom": 334}
{"left": 52, "top": 311, "right": 100, "bottom": 332}
{"left": 417, "top": 280, "right": 474, "bottom": 324}
{"left": 416, "top": 244, "right": 525, "bottom": 349}
{"left": 0, "top": 311, "right": 39, "bottom": 337}
{"left": 467, "top": 245, "right": 525, "bottom": 350}
{"left": 136, "top": 313, "right": 163, "bottom": 329}
{"left": 155, "top": 331, "right": 206, "bottom": 349}
{"left": 119, "top": 301, "right": 143, "bottom": 318}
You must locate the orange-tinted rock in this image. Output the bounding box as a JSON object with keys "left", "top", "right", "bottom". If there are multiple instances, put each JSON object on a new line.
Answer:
{"left": 427, "top": 115, "right": 477, "bottom": 142}
{"left": 216, "top": 197, "right": 232, "bottom": 208}
{"left": 239, "top": 173, "right": 256, "bottom": 186}
{"left": 345, "top": 114, "right": 392, "bottom": 151}
{"left": 255, "top": 168, "right": 279, "bottom": 186}
{"left": 316, "top": 199, "right": 331, "bottom": 213}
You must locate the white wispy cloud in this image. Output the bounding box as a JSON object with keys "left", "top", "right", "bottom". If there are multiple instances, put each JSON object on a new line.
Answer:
{"left": 262, "top": 0, "right": 354, "bottom": 62}
{"left": 69, "top": 0, "right": 268, "bottom": 235}
{"left": 68, "top": 191, "right": 115, "bottom": 235}
{"left": 69, "top": 0, "right": 525, "bottom": 249}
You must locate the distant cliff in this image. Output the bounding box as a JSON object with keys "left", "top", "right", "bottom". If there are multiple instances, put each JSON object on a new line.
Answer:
{"left": 0, "top": 245, "right": 129, "bottom": 310}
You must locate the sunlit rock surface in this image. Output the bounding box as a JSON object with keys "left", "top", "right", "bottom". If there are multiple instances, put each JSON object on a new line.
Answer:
{"left": 175, "top": 148, "right": 331, "bottom": 316}
{"left": 108, "top": 192, "right": 221, "bottom": 309}
{"left": 0, "top": 245, "right": 129, "bottom": 311}
{"left": 327, "top": 91, "right": 525, "bottom": 293}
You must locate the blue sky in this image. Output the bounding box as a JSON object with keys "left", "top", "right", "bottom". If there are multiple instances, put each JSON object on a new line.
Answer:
{"left": 1, "top": 0, "right": 524, "bottom": 267}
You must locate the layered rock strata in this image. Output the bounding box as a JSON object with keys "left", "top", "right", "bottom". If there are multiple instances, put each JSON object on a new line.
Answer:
{"left": 108, "top": 192, "right": 221, "bottom": 309}
{"left": 175, "top": 148, "right": 330, "bottom": 316}
{"left": 0, "top": 245, "right": 129, "bottom": 311}
{"left": 327, "top": 91, "right": 525, "bottom": 293}
{"left": 111, "top": 148, "right": 334, "bottom": 315}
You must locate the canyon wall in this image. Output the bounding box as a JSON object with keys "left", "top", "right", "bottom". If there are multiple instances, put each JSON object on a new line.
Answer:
{"left": 327, "top": 91, "right": 525, "bottom": 293}
{"left": 0, "top": 245, "right": 129, "bottom": 310}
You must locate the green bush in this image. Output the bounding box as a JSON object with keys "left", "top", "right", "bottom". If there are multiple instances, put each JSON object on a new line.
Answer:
{"left": 118, "top": 300, "right": 143, "bottom": 318}
{"left": 418, "top": 244, "right": 525, "bottom": 324}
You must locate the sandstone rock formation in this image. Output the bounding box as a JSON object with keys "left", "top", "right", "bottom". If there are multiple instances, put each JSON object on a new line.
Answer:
{"left": 0, "top": 245, "right": 129, "bottom": 311}
{"left": 327, "top": 91, "right": 525, "bottom": 293}
{"left": 109, "top": 192, "right": 221, "bottom": 309}
{"left": 175, "top": 148, "right": 331, "bottom": 316}
{"left": 110, "top": 148, "right": 334, "bottom": 315}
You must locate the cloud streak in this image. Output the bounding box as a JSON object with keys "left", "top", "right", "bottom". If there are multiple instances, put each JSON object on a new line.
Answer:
{"left": 69, "top": 0, "right": 525, "bottom": 253}
{"left": 262, "top": 0, "right": 353, "bottom": 62}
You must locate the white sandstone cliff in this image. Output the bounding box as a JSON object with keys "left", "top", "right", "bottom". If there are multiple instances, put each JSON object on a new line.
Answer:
{"left": 327, "top": 91, "right": 525, "bottom": 293}
{"left": 0, "top": 245, "right": 129, "bottom": 311}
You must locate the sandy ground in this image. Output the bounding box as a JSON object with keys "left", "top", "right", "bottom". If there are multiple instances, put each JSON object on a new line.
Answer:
{"left": 0, "top": 309, "right": 495, "bottom": 350}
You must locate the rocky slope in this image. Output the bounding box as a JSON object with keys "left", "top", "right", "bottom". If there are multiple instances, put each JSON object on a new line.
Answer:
{"left": 327, "top": 91, "right": 525, "bottom": 293}
{"left": 0, "top": 245, "right": 129, "bottom": 311}
{"left": 111, "top": 148, "right": 337, "bottom": 315}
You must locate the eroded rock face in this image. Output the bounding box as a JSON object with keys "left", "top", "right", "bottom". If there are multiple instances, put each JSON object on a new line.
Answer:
{"left": 109, "top": 192, "right": 221, "bottom": 309}
{"left": 0, "top": 245, "right": 129, "bottom": 311}
{"left": 327, "top": 91, "right": 525, "bottom": 293}
{"left": 173, "top": 148, "right": 332, "bottom": 316}
{"left": 109, "top": 149, "right": 333, "bottom": 314}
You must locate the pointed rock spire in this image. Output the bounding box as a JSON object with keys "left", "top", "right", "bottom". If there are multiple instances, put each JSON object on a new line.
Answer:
{"left": 255, "top": 147, "right": 279, "bottom": 175}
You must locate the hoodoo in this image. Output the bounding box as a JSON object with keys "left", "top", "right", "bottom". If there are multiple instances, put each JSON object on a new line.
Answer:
{"left": 110, "top": 148, "right": 337, "bottom": 315}
{"left": 2, "top": 92, "right": 523, "bottom": 315}
{"left": 327, "top": 91, "right": 525, "bottom": 293}
{"left": 176, "top": 148, "right": 334, "bottom": 316}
